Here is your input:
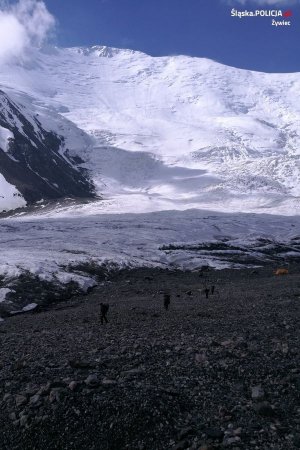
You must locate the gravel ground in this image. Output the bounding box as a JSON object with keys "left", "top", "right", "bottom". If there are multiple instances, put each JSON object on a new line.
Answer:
{"left": 0, "top": 265, "right": 299, "bottom": 450}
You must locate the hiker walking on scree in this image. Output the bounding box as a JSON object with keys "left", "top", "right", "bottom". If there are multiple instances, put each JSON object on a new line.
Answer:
{"left": 163, "top": 293, "right": 171, "bottom": 310}
{"left": 100, "top": 303, "right": 109, "bottom": 324}
{"left": 204, "top": 288, "right": 210, "bottom": 299}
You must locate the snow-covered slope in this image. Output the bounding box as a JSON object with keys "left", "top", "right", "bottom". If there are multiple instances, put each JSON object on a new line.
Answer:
{"left": 0, "top": 45, "right": 299, "bottom": 214}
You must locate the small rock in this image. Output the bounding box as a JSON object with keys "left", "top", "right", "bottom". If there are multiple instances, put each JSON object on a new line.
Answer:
{"left": 38, "top": 383, "right": 52, "bottom": 396}
{"left": 205, "top": 427, "right": 224, "bottom": 440}
{"left": 178, "top": 427, "right": 193, "bottom": 440}
{"left": 221, "top": 340, "right": 232, "bottom": 347}
{"left": 102, "top": 379, "right": 117, "bottom": 386}
{"left": 3, "top": 393, "right": 11, "bottom": 402}
{"left": 49, "top": 389, "right": 62, "bottom": 403}
{"left": 20, "top": 415, "right": 28, "bottom": 427}
{"left": 282, "top": 343, "right": 289, "bottom": 354}
{"left": 15, "top": 395, "right": 27, "bottom": 407}
{"left": 251, "top": 385, "right": 265, "bottom": 401}
{"left": 85, "top": 374, "right": 99, "bottom": 387}
{"left": 294, "top": 433, "right": 300, "bottom": 448}
{"left": 12, "top": 360, "right": 26, "bottom": 371}
{"left": 233, "top": 427, "right": 242, "bottom": 436}
{"left": 24, "top": 385, "right": 38, "bottom": 396}
{"left": 30, "top": 394, "right": 41, "bottom": 406}
{"left": 69, "top": 360, "right": 95, "bottom": 369}
{"left": 223, "top": 436, "right": 241, "bottom": 446}
{"left": 195, "top": 353, "right": 207, "bottom": 364}
{"left": 120, "top": 368, "right": 143, "bottom": 377}
{"left": 49, "top": 380, "right": 66, "bottom": 389}
{"left": 254, "top": 401, "right": 276, "bottom": 417}
{"left": 73, "top": 408, "right": 81, "bottom": 416}
{"left": 69, "top": 381, "right": 80, "bottom": 391}
{"left": 291, "top": 375, "right": 300, "bottom": 392}
{"left": 9, "top": 412, "right": 17, "bottom": 421}
{"left": 172, "top": 440, "right": 189, "bottom": 450}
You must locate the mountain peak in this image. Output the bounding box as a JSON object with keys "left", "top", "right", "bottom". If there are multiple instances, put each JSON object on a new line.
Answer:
{"left": 71, "top": 45, "right": 139, "bottom": 58}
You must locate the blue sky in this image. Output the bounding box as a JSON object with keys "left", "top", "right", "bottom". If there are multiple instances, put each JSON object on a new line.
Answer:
{"left": 46, "top": 0, "right": 300, "bottom": 72}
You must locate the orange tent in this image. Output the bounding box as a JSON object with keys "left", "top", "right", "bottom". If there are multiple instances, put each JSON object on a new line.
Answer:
{"left": 275, "top": 268, "right": 289, "bottom": 275}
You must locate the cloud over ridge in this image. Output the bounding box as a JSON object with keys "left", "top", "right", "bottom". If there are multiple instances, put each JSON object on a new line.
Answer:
{"left": 0, "top": 0, "right": 55, "bottom": 63}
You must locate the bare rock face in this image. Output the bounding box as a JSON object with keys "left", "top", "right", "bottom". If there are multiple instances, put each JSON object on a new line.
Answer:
{"left": 0, "top": 90, "right": 95, "bottom": 208}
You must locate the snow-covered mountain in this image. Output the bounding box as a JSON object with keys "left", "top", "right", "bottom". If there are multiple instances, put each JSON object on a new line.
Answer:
{"left": 0, "top": 45, "right": 299, "bottom": 214}
{"left": 0, "top": 46, "right": 299, "bottom": 313}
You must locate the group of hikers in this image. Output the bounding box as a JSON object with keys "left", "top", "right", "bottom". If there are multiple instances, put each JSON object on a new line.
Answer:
{"left": 100, "top": 283, "right": 216, "bottom": 324}
{"left": 164, "top": 284, "right": 215, "bottom": 310}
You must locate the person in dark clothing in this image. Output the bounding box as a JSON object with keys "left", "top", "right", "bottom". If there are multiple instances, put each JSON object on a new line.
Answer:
{"left": 163, "top": 293, "right": 171, "bottom": 310}
{"left": 100, "top": 303, "right": 109, "bottom": 324}
{"left": 204, "top": 288, "right": 209, "bottom": 299}
{"left": 211, "top": 285, "right": 215, "bottom": 295}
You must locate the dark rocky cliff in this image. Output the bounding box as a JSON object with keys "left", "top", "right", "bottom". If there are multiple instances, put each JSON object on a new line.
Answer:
{"left": 0, "top": 90, "right": 95, "bottom": 205}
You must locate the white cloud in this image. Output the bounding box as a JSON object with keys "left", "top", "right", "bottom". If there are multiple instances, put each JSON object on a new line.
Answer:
{"left": 0, "top": 0, "right": 55, "bottom": 63}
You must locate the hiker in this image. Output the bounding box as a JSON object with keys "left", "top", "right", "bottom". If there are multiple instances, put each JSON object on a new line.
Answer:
{"left": 211, "top": 285, "right": 215, "bottom": 295}
{"left": 163, "top": 293, "right": 171, "bottom": 310}
{"left": 100, "top": 303, "right": 109, "bottom": 324}
{"left": 204, "top": 288, "right": 209, "bottom": 299}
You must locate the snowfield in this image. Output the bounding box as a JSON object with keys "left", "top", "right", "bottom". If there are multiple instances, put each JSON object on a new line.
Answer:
{"left": 0, "top": 173, "right": 26, "bottom": 211}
